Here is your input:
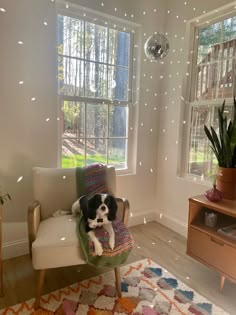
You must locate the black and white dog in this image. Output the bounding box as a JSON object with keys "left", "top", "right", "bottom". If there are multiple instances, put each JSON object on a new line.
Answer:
{"left": 72, "top": 193, "right": 117, "bottom": 256}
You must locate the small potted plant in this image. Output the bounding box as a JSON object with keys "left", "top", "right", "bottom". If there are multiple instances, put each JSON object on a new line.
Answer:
{"left": 204, "top": 169, "right": 223, "bottom": 202}
{"left": 204, "top": 97, "right": 236, "bottom": 199}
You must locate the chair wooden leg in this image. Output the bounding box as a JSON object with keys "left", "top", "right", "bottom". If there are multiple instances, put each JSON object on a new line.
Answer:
{"left": 114, "top": 266, "right": 122, "bottom": 298}
{"left": 0, "top": 258, "right": 3, "bottom": 297}
{"left": 34, "top": 270, "right": 46, "bottom": 310}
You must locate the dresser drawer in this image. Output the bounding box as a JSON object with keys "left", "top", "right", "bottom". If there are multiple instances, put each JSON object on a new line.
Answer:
{"left": 188, "top": 227, "right": 236, "bottom": 279}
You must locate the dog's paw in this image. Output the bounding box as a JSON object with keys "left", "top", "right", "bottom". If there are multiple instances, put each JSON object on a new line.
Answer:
{"left": 71, "top": 200, "right": 80, "bottom": 216}
{"left": 94, "top": 242, "right": 103, "bottom": 256}
{"left": 109, "top": 236, "right": 115, "bottom": 250}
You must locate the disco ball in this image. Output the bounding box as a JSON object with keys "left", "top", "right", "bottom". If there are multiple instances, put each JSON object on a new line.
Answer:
{"left": 144, "top": 33, "right": 170, "bottom": 61}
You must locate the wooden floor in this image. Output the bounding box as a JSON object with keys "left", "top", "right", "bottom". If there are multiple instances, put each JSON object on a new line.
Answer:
{"left": 1, "top": 221, "right": 236, "bottom": 314}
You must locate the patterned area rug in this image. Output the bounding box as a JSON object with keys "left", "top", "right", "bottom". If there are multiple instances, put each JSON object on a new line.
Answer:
{"left": 0, "top": 259, "right": 229, "bottom": 315}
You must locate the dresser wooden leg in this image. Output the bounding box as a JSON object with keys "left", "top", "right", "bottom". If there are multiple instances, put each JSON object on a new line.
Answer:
{"left": 0, "top": 206, "right": 3, "bottom": 297}
{"left": 0, "top": 259, "right": 3, "bottom": 297}
{"left": 220, "top": 275, "right": 225, "bottom": 290}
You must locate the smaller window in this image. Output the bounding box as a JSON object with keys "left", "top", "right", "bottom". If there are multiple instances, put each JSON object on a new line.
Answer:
{"left": 184, "top": 10, "right": 236, "bottom": 178}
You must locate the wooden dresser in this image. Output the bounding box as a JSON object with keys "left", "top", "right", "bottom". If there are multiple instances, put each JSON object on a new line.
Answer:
{"left": 187, "top": 195, "right": 236, "bottom": 289}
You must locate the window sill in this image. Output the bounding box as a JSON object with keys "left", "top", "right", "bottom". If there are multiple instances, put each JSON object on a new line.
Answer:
{"left": 177, "top": 173, "right": 213, "bottom": 187}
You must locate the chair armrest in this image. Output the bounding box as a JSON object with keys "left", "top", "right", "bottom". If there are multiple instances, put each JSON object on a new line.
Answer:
{"left": 116, "top": 197, "right": 130, "bottom": 226}
{"left": 27, "top": 201, "right": 41, "bottom": 257}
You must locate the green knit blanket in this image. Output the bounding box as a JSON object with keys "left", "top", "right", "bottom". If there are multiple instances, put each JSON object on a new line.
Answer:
{"left": 75, "top": 164, "right": 108, "bottom": 197}
{"left": 76, "top": 213, "right": 134, "bottom": 268}
{"left": 75, "top": 163, "right": 133, "bottom": 267}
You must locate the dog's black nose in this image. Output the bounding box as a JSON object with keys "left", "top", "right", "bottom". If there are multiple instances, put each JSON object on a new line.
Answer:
{"left": 101, "top": 206, "right": 106, "bottom": 211}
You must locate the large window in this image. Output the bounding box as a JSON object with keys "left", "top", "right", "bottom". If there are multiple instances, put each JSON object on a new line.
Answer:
{"left": 57, "top": 7, "right": 138, "bottom": 171}
{"left": 186, "top": 10, "right": 236, "bottom": 177}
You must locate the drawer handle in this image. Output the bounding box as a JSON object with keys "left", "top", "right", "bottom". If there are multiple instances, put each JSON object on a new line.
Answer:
{"left": 210, "top": 237, "right": 224, "bottom": 246}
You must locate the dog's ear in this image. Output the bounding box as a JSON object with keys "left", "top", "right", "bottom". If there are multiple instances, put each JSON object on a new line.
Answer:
{"left": 71, "top": 199, "right": 80, "bottom": 216}
{"left": 79, "top": 195, "right": 89, "bottom": 220}
{"left": 90, "top": 194, "right": 101, "bottom": 208}
{"left": 87, "top": 194, "right": 100, "bottom": 220}
{"left": 107, "top": 195, "right": 117, "bottom": 221}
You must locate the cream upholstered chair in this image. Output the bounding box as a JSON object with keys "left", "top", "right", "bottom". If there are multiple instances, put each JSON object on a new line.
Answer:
{"left": 27, "top": 166, "right": 130, "bottom": 309}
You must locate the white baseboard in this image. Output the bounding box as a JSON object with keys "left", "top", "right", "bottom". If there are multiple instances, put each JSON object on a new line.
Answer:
{"left": 155, "top": 211, "right": 188, "bottom": 237}
{"left": 2, "top": 239, "right": 29, "bottom": 260}
{"left": 128, "top": 209, "right": 156, "bottom": 227}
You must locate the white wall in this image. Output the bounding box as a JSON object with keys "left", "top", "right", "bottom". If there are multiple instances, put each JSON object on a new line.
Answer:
{"left": 0, "top": 0, "right": 166, "bottom": 258}
{"left": 2, "top": 0, "right": 233, "bottom": 259}
{"left": 0, "top": 0, "right": 58, "bottom": 257}
{"left": 156, "top": 0, "right": 234, "bottom": 237}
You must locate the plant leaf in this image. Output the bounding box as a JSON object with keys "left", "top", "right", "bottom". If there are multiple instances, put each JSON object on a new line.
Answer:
{"left": 231, "top": 97, "right": 236, "bottom": 153}
{"left": 223, "top": 129, "right": 232, "bottom": 167}
{"left": 232, "top": 144, "right": 236, "bottom": 167}
{"left": 204, "top": 125, "right": 221, "bottom": 165}
{"left": 210, "top": 126, "right": 221, "bottom": 157}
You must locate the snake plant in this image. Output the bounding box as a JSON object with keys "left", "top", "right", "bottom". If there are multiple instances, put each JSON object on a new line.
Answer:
{"left": 204, "top": 97, "right": 236, "bottom": 168}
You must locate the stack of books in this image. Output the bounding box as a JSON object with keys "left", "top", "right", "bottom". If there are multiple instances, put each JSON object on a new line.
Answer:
{"left": 217, "top": 224, "right": 236, "bottom": 240}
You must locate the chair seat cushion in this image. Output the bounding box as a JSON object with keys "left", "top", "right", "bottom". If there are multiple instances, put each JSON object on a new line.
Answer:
{"left": 32, "top": 215, "right": 85, "bottom": 269}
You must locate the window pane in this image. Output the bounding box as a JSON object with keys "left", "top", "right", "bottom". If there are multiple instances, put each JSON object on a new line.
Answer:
{"left": 86, "top": 103, "right": 108, "bottom": 138}
{"left": 188, "top": 104, "right": 234, "bottom": 176}
{"left": 217, "top": 46, "right": 236, "bottom": 98}
{"left": 62, "top": 101, "right": 85, "bottom": 138}
{"left": 212, "top": 105, "right": 234, "bottom": 128}
{"left": 58, "top": 56, "right": 84, "bottom": 96}
{"left": 109, "top": 105, "right": 128, "bottom": 137}
{"left": 195, "top": 63, "right": 219, "bottom": 100}
{"left": 61, "top": 101, "right": 85, "bottom": 168}
{"left": 108, "top": 139, "right": 127, "bottom": 169}
{"left": 62, "top": 139, "right": 85, "bottom": 167}
{"left": 224, "top": 17, "right": 236, "bottom": 41}
{"left": 198, "top": 22, "right": 222, "bottom": 64}
{"left": 85, "top": 22, "right": 108, "bottom": 63}
{"left": 196, "top": 61, "right": 236, "bottom": 101}
{"left": 109, "top": 29, "right": 130, "bottom": 67}
{"left": 58, "top": 15, "right": 84, "bottom": 58}
{"left": 108, "top": 66, "right": 129, "bottom": 101}
{"left": 188, "top": 105, "right": 215, "bottom": 176}
{"left": 86, "top": 139, "right": 107, "bottom": 165}
{"left": 85, "top": 62, "right": 107, "bottom": 98}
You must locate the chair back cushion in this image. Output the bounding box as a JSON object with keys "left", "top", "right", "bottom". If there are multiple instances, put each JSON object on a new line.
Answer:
{"left": 33, "top": 166, "right": 116, "bottom": 219}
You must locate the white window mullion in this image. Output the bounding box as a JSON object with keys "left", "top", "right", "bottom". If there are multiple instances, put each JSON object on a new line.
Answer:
{"left": 106, "top": 27, "right": 109, "bottom": 101}
{"left": 216, "top": 21, "right": 225, "bottom": 99}
{"left": 84, "top": 101, "right": 87, "bottom": 166}
{"left": 107, "top": 104, "right": 110, "bottom": 165}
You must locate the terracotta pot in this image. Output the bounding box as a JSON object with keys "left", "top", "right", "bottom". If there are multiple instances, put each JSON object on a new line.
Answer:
{"left": 217, "top": 167, "right": 236, "bottom": 200}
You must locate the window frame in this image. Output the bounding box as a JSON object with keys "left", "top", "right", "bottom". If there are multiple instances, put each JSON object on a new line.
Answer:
{"left": 56, "top": 1, "right": 141, "bottom": 174}
{"left": 180, "top": 3, "right": 236, "bottom": 181}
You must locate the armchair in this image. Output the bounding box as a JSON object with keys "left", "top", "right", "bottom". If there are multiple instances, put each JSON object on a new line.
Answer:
{"left": 27, "top": 166, "right": 130, "bottom": 309}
